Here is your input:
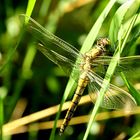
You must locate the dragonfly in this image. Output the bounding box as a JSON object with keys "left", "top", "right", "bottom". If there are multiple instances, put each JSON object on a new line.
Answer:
{"left": 21, "top": 15, "right": 140, "bottom": 135}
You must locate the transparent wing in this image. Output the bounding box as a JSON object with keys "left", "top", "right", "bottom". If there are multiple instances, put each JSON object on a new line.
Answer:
{"left": 20, "top": 14, "right": 83, "bottom": 77}
{"left": 88, "top": 71, "right": 137, "bottom": 110}
{"left": 89, "top": 55, "right": 140, "bottom": 77}
{"left": 91, "top": 55, "right": 140, "bottom": 72}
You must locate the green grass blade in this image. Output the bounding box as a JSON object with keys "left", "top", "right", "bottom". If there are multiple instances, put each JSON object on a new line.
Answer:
{"left": 121, "top": 72, "right": 140, "bottom": 105}
{"left": 39, "top": 0, "right": 51, "bottom": 17}
{"left": 129, "top": 130, "right": 140, "bottom": 140}
{"left": 0, "top": 23, "right": 24, "bottom": 73}
{"left": 49, "top": 0, "right": 117, "bottom": 138}
{"left": 58, "top": 0, "right": 117, "bottom": 136}
{"left": 0, "top": 87, "right": 7, "bottom": 140}
{"left": 83, "top": 51, "right": 120, "bottom": 140}
{"left": 81, "top": 0, "right": 117, "bottom": 52}
{"left": 60, "top": 0, "right": 117, "bottom": 108}
{"left": 5, "top": 0, "right": 37, "bottom": 121}
{"left": 5, "top": 0, "right": 37, "bottom": 122}
{"left": 83, "top": 2, "right": 139, "bottom": 140}
{"left": 25, "top": 0, "right": 36, "bottom": 23}
{"left": 109, "top": 0, "right": 140, "bottom": 44}
{"left": 21, "top": 43, "right": 36, "bottom": 79}
{"left": 49, "top": 79, "right": 76, "bottom": 140}
{"left": 0, "top": 95, "right": 3, "bottom": 140}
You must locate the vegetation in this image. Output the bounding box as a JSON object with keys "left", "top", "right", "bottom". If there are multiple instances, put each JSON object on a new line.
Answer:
{"left": 0, "top": 0, "right": 140, "bottom": 140}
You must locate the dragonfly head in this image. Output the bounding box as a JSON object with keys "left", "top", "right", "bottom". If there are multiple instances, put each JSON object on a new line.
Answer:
{"left": 97, "top": 38, "right": 110, "bottom": 47}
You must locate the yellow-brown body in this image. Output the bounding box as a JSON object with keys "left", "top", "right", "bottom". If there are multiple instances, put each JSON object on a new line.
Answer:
{"left": 59, "top": 38, "right": 110, "bottom": 135}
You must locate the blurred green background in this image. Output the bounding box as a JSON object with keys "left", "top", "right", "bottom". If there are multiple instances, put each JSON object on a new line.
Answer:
{"left": 0, "top": 0, "right": 140, "bottom": 140}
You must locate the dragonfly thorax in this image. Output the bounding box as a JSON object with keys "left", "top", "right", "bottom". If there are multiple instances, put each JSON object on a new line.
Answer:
{"left": 80, "top": 56, "right": 91, "bottom": 71}
{"left": 85, "top": 38, "right": 110, "bottom": 60}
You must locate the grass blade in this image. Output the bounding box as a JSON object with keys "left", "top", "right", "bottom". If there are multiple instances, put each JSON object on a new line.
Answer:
{"left": 0, "top": 95, "right": 3, "bottom": 140}
{"left": 5, "top": 0, "right": 37, "bottom": 123}
{"left": 0, "top": 87, "right": 7, "bottom": 140}
{"left": 81, "top": 0, "right": 117, "bottom": 52}
{"left": 109, "top": 0, "right": 140, "bottom": 45}
{"left": 83, "top": 1, "right": 139, "bottom": 140}
{"left": 121, "top": 72, "right": 140, "bottom": 105}
{"left": 129, "top": 130, "right": 140, "bottom": 140}
{"left": 25, "top": 0, "right": 36, "bottom": 23}
{"left": 49, "top": 0, "right": 117, "bottom": 139}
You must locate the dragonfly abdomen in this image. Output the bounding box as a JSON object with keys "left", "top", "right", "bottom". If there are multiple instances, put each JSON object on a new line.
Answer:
{"left": 59, "top": 75, "right": 89, "bottom": 135}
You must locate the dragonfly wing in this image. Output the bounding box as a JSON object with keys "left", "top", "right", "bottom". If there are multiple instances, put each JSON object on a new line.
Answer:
{"left": 92, "top": 55, "right": 140, "bottom": 64}
{"left": 38, "top": 43, "right": 81, "bottom": 78}
{"left": 88, "top": 71, "right": 137, "bottom": 110}
{"left": 91, "top": 55, "right": 140, "bottom": 73}
{"left": 21, "top": 15, "right": 82, "bottom": 77}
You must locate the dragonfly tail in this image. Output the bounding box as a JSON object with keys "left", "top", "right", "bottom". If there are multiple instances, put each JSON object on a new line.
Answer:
{"left": 59, "top": 85, "right": 86, "bottom": 135}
